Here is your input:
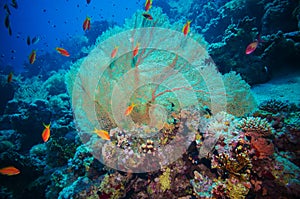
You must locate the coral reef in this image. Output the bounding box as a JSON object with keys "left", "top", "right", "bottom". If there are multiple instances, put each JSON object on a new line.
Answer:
{"left": 162, "top": 0, "right": 300, "bottom": 84}
{"left": 258, "top": 99, "right": 289, "bottom": 114}
{"left": 0, "top": 1, "right": 299, "bottom": 199}
{"left": 190, "top": 170, "right": 214, "bottom": 198}
{"left": 0, "top": 74, "right": 17, "bottom": 115}
{"left": 237, "top": 116, "right": 274, "bottom": 137}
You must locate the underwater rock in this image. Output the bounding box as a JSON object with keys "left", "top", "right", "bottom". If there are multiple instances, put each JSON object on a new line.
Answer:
{"left": 0, "top": 75, "right": 15, "bottom": 115}
{"left": 261, "top": 31, "right": 300, "bottom": 76}
{"left": 167, "top": 0, "right": 300, "bottom": 85}
{"left": 43, "top": 71, "right": 67, "bottom": 96}
{"left": 4, "top": 99, "right": 21, "bottom": 114}
{"left": 0, "top": 130, "right": 21, "bottom": 151}
{"left": 29, "top": 143, "right": 47, "bottom": 164}
{"left": 262, "top": 0, "right": 299, "bottom": 35}
{"left": 7, "top": 99, "right": 51, "bottom": 150}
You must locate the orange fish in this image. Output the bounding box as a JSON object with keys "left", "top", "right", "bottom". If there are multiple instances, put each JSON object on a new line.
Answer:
{"left": 83, "top": 16, "right": 91, "bottom": 31}
{"left": 182, "top": 20, "right": 191, "bottom": 36}
{"left": 42, "top": 123, "right": 51, "bottom": 142}
{"left": 125, "top": 103, "right": 136, "bottom": 116}
{"left": 29, "top": 50, "right": 36, "bottom": 64}
{"left": 245, "top": 34, "right": 261, "bottom": 55}
{"left": 145, "top": 0, "right": 152, "bottom": 12}
{"left": 7, "top": 72, "right": 13, "bottom": 83}
{"left": 142, "top": 13, "right": 153, "bottom": 20}
{"left": 111, "top": 46, "right": 119, "bottom": 58}
{"left": 0, "top": 166, "right": 20, "bottom": 176}
{"left": 93, "top": 128, "right": 110, "bottom": 140}
{"left": 56, "top": 47, "right": 70, "bottom": 57}
{"left": 133, "top": 43, "right": 140, "bottom": 57}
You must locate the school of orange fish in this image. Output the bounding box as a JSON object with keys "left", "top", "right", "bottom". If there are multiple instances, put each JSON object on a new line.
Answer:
{"left": 1, "top": 0, "right": 261, "bottom": 176}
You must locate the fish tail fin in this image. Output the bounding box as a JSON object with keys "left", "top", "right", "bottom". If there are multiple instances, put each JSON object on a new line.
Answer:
{"left": 257, "top": 33, "right": 262, "bottom": 42}
{"left": 43, "top": 122, "right": 51, "bottom": 128}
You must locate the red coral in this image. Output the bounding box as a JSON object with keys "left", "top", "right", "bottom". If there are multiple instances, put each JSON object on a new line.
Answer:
{"left": 251, "top": 137, "right": 274, "bottom": 159}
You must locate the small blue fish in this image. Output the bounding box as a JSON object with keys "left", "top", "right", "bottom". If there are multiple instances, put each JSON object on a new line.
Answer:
{"left": 31, "top": 36, "right": 40, "bottom": 45}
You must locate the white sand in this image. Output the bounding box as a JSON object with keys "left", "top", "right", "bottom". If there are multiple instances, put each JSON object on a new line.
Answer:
{"left": 251, "top": 72, "right": 300, "bottom": 105}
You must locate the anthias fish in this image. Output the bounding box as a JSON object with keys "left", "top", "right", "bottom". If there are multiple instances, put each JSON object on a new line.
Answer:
{"left": 93, "top": 128, "right": 110, "bottom": 140}
{"left": 142, "top": 13, "right": 153, "bottom": 20}
{"left": 125, "top": 103, "right": 136, "bottom": 116}
{"left": 42, "top": 123, "right": 51, "bottom": 142}
{"left": 133, "top": 43, "right": 140, "bottom": 57}
{"left": 182, "top": 20, "right": 191, "bottom": 36}
{"left": 245, "top": 34, "right": 261, "bottom": 55}
{"left": 83, "top": 16, "right": 91, "bottom": 31}
{"left": 56, "top": 47, "right": 70, "bottom": 57}
{"left": 0, "top": 166, "right": 20, "bottom": 176}
{"left": 145, "top": 0, "right": 152, "bottom": 12}
{"left": 29, "top": 50, "right": 36, "bottom": 64}
{"left": 111, "top": 46, "right": 119, "bottom": 58}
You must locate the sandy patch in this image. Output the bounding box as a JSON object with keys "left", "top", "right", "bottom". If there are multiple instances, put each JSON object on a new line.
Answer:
{"left": 251, "top": 72, "right": 300, "bottom": 105}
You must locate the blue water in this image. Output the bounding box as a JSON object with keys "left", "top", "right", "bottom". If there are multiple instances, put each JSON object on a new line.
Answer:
{"left": 0, "top": 0, "right": 142, "bottom": 73}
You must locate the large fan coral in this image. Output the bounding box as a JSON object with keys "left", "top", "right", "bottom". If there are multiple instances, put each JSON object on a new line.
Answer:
{"left": 65, "top": 7, "right": 256, "bottom": 174}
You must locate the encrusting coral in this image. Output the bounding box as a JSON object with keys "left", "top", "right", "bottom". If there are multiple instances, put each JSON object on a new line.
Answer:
{"left": 159, "top": 167, "right": 171, "bottom": 192}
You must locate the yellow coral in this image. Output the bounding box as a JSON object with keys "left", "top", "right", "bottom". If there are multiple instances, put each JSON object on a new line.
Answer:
{"left": 159, "top": 167, "right": 171, "bottom": 192}
{"left": 227, "top": 177, "right": 249, "bottom": 199}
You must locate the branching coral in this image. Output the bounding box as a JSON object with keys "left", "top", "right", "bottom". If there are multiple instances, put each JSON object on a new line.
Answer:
{"left": 212, "top": 150, "right": 252, "bottom": 181}
{"left": 237, "top": 116, "right": 274, "bottom": 137}
{"left": 284, "top": 111, "right": 300, "bottom": 131}
{"left": 14, "top": 76, "right": 48, "bottom": 102}
{"left": 259, "top": 99, "right": 289, "bottom": 114}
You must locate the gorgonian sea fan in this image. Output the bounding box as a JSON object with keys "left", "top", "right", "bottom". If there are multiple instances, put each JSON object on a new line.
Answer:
{"left": 66, "top": 8, "right": 254, "bottom": 172}
{"left": 69, "top": 8, "right": 227, "bottom": 129}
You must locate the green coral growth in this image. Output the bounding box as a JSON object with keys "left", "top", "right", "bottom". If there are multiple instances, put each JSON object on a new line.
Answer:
{"left": 159, "top": 167, "right": 171, "bottom": 192}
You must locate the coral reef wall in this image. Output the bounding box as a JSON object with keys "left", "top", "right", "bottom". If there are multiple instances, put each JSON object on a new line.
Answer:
{"left": 160, "top": 0, "right": 300, "bottom": 84}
